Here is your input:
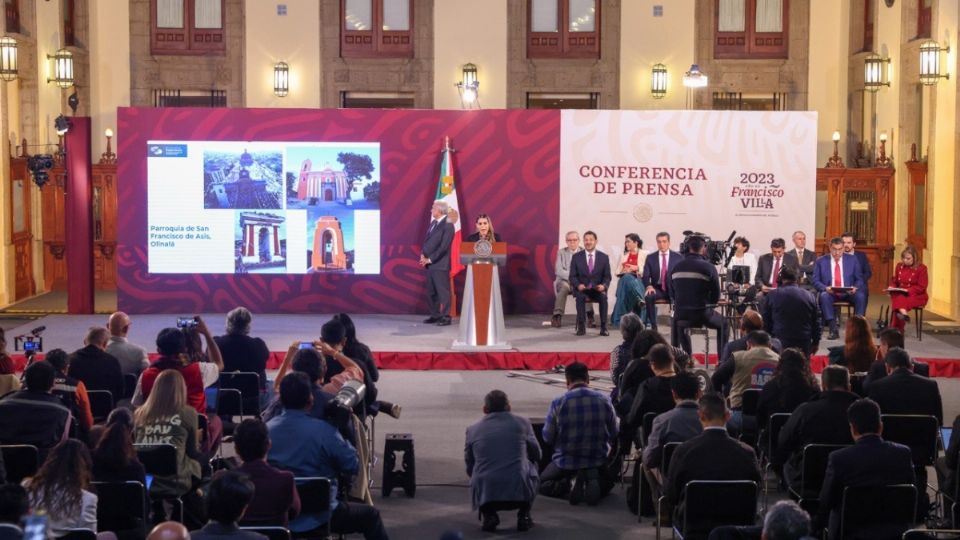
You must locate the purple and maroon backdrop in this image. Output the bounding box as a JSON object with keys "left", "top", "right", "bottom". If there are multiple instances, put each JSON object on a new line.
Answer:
{"left": 117, "top": 107, "right": 561, "bottom": 314}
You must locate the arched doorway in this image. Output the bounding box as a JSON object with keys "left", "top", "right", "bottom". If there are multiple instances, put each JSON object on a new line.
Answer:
{"left": 258, "top": 227, "right": 270, "bottom": 262}
{"left": 324, "top": 188, "right": 333, "bottom": 201}
{"left": 322, "top": 230, "right": 334, "bottom": 264}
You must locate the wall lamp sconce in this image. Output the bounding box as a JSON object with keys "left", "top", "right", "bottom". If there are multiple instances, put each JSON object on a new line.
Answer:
{"left": 47, "top": 48, "right": 74, "bottom": 88}
{"left": 864, "top": 53, "right": 890, "bottom": 91}
{"left": 273, "top": 61, "right": 289, "bottom": 97}
{"left": 456, "top": 62, "right": 480, "bottom": 109}
{"left": 826, "top": 130, "right": 845, "bottom": 168}
{"left": 0, "top": 36, "right": 18, "bottom": 81}
{"left": 919, "top": 40, "right": 950, "bottom": 85}
{"left": 101, "top": 128, "right": 117, "bottom": 164}
{"left": 876, "top": 131, "right": 892, "bottom": 167}
{"left": 651, "top": 63, "right": 667, "bottom": 99}
{"left": 682, "top": 64, "right": 708, "bottom": 88}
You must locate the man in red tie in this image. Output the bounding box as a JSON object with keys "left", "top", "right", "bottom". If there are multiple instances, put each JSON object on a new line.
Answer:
{"left": 812, "top": 237, "right": 867, "bottom": 340}
{"left": 642, "top": 232, "right": 681, "bottom": 332}
{"left": 569, "top": 231, "right": 612, "bottom": 336}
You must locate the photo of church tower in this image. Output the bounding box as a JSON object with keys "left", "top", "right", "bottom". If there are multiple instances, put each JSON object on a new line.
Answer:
{"left": 310, "top": 216, "right": 347, "bottom": 271}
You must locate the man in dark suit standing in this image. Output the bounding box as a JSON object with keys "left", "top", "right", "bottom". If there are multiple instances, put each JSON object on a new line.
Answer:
{"left": 761, "top": 266, "right": 821, "bottom": 354}
{"left": 668, "top": 235, "right": 727, "bottom": 355}
{"left": 569, "top": 231, "right": 612, "bottom": 336}
{"left": 664, "top": 393, "right": 761, "bottom": 526}
{"left": 420, "top": 200, "right": 456, "bottom": 326}
{"left": 642, "top": 232, "right": 682, "bottom": 332}
{"left": 784, "top": 230, "right": 817, "bottom": 286}
{"left": 812, "top": 237, "right": 866, "bottom": 340}
{"left": 814, "top": 398, "right": 915, "bottom": 539}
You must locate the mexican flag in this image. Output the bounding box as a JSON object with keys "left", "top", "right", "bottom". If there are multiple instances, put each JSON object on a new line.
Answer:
{"left": 435, "top": 137, "right": 464, "bottom": 278}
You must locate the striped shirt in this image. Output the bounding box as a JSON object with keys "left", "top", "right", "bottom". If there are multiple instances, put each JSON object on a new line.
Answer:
{"left": 543, "top": 385, "right": 619, "bottom": 470}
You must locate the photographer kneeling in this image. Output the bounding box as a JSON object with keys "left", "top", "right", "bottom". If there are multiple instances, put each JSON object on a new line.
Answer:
{"left": 669, "top": 235, "right": 729, "bottom": 356}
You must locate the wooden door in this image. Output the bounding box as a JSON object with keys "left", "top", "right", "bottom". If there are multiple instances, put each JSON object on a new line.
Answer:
{"left": 8, "top": 157, "right": 35, "bottom": 300}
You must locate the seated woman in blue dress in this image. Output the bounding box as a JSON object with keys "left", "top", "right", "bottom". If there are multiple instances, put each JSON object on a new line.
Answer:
{"left": 612, "top": 233, "right": 648, "bottom": 327}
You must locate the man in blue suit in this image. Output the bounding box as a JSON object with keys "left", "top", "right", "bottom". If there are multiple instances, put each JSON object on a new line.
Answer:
{"left": 569, "top": 231, "right": 612, "bottom": 336}
{"left": 641, "top": 232, "right": 682, "bottom": 332}
{"left": 842, "top": 232, "right": 872, "bottom": 306}
{"left": 813, "top": 237, "right": 866, "bottom": 340}
{"left": 420, "top": 200, "right": 456, "bottom": 326}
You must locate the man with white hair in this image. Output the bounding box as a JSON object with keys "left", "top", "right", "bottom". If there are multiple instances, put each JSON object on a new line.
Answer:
{"left": 106, "top": 311, "right": 150, "bottom": 377}
{"left": 420, "top": 200, "right": 455, "bottom": 326}
{"left": 68, "top": 326, "right": 124, "bottom": 399}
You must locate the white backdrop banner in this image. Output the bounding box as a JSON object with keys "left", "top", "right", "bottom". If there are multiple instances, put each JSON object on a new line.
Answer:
{"left": 560, "top": 109, "right": 817, "bottom": 275}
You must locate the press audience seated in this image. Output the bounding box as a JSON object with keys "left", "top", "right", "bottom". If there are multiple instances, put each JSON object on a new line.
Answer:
{"left": 0, "top": 484, "right": 29, "bottom": 539}
{"left": 718, "top": 311, "right": 783, "bottom": 381}
{"left": 134, "top": 369, "right": 205, "bottom": 529}
{"left": 861, "top": 328, "right": 905, "bottom": 394}
{"left": 609, "top": 313, "right": 644, "bottom": 399}
{"left": 233, "top": 419, "right": 300, "bottom": 527}
{"left": 707, "top": 499, "right": 811, "bottom": 540}
{"left": 46, "top": 348, "right": 94, "bottom": 438}
{"left": 936, "top": 411, "right": 960, "bottom": 510}
{"left": 147, "top": 522, "right": 190, "bottom": 540}
{"left": 626, "top": 344, "right": 679, "bottom": 431}
{"left": 69, "top": 326, "right": 124, "bottom": 401}
{"left": 91, "top": 408, "right": 147, "bottom": 485}
{"left": 106, "top": 312, "right": 150, "bottom": 377}
{"left": 0, "top": 361, "right": 71, "bottom": 458}
{"left": 664, "top": 393, "right": 761, "bottom": 526}
{"left": 334, "top": 313, "right": 401, "bottom": 419}
{"left": 265, "top": 372, "right": 388, "bottom": 540}
{"left": 814, "top": 398, "right": 915, "bottom": 539}
{"left": 273, "top": 321, "right": 364, "bottom": 397}
{"left": 866, "top": 347, "right": 942, "bottom": 423}
{"left": 190, "top": 471, "right": 267, "bottom": 540}
{"left": 137, "top": 328, "right": 208, "bottom": 413}
{"left": 711, "top": 330, "right": 780, "bottom": 433}
{"left": 641, "top": 372, "right": 702, "bottom": 509}
{"left": 214, "top": 307, "right": 270, "bottom": 394}
{"left": 617, "top": 330, "right": 689, "bottom": 421}
{"left": 775, "top": 365, "right": 856, "bottom": 487}
{"left": 755, "top": 348, "right": 819, "bottom": 432}
{"left": 22, "top": 440, "right": 100, "bottom": 538}
{"left": 464, "top": 390, "right": 540, "bottom": 533}
{"left": 540, "top": 362, "right": 618, "bottom": 505}
{"left": 828, "top": 315, "right": 875, "bottom": 373}
{"left": 0, "top": 329, "right": 20, "bottom": 397}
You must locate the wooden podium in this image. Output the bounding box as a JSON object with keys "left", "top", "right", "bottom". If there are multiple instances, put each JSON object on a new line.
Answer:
{"left": 452, "top": 241, "right": 511, "bottom": 350}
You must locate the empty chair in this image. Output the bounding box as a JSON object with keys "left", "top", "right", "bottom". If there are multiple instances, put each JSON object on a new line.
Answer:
{"left": 838, "top": 484, "right": 916, "bottom": 540}
{"left": 1, "top": 444, "right": 39, "bottom": 484}
{"left": 673, "top": 480, "right": 758, "bottom": 540}
{"left": 217, "top": 372, "right": 261, "bottom": 417}
{"left": 134, "top": 443, "right": 183, "bottom": 522}
{"left": 788, "top": 444, "right": 850, "bottom": 510}
{"left": 655, "top": 442, "right": 683, "bottom": 540}
{"left": 86, "top": 390, "right": 114, "bottom": 424}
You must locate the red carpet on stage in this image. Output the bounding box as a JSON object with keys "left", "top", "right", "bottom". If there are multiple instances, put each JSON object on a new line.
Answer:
{"left": 11, "top": 351, "right": 960, "bottom": 377}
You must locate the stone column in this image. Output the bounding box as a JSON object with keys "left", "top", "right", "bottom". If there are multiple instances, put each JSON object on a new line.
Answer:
{"left": 273, "top": 225, "right": 280, "bottom": 255}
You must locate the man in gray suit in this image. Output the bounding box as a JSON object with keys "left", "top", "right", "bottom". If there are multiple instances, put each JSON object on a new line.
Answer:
{"left": 784, "top": 230, "right": 817, "bottom": 287}
{"left": 420, "top": 200, "right": 456, "bottom": 326}
{"left": 465, "top": 390, "right": 541, "bottom": 533}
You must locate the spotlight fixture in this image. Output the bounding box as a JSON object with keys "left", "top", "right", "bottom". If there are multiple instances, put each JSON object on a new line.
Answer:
{"left": 863, "top": 53, "right": 890, "bottom": 91}
{"left": 273, "top": 61, "right": 289, "bottom": 97}
{"left": 47, "top": 48, "right": 74, "bottom": 88}
{"left": 54, "top": 114, "right": 71, "bottom": 136}
{"left": 919, "top": 40, "right": 950, "bottom": 85}
{"left": 456, "top": 63, "right": 480, "bottom": 108}
{"left": 27, "top": 154, "right": 55, "bottom": 188}
{"left": 0, "top": 36, "right": 18, "bottom": 82}
{"left": 651, "top": 63, "right": 668, "bottom": 99}
{"left": 682, "top": 64, "right": 708, "bottom": 88}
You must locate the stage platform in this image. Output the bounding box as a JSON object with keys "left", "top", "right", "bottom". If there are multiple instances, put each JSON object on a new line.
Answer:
{"left": 5, "top": 312, "right": 960, "bottom": 377}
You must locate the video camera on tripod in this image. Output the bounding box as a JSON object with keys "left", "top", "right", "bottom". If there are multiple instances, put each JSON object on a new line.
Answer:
{"left": 14, "top": 326, "right": 46, "bottom": 364}
{"left": 679, "top": 230, "right": 737, "bottom": 266}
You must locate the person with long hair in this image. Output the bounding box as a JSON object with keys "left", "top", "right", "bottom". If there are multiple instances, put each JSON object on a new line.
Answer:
{"left": 756, "top": 348, "right": 819, "bottom": 430}
{"left": 466, "top": 214, "right": 501, "bottom": 242}
{"left": 886, "top": 245, "right": 928, "bottom": 331}
{"left": 134, "top": 370, "right": 204, "bottom": 528}
{"left": 837, "top": 315, "right": 876, "bottom": 373}
{"left": 93, "top": 408, "right": 147, "bottom": 485}
{"left": 612, "top": 233, "right": 648, "bottom": 327}
{"left": 22, "top": 439, "right": 100, "bottom": 538}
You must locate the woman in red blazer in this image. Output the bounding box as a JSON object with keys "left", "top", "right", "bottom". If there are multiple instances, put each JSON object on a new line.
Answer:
{"left": 887, "top": 245, "right": 928, "bottom": 331}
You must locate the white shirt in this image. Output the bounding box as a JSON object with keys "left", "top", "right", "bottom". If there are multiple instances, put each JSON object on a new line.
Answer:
{"left": 726, "top": 252, "right": 758, "bottom": 285}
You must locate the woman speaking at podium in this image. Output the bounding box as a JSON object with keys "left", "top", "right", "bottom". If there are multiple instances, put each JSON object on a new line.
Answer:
{"left": 466, "top": 214, "right": 502, "bottom": 242}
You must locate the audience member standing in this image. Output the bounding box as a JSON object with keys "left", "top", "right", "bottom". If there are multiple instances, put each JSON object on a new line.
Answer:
{"left": 540, "top": 362, "right": 618, "bottom": 505}
{"left": 0, "top": 361, "right": 71, "bottom": 458}
{"left": 664, "top": 393, "right": 761, "bottom": 526}
{"left": 22, "top": 440, "right": 100, "bottom": 538}
{"left": 214, "top": 307, "right": 270, "bottom": 393}
{"left": 761, "top": 266, "right": 821, "bottom": 355}
{"left": 464, "top": 390, "right": 540, "bottom": 532}
{"left": 233, "top": 419, "right": 300, "bottom": 527}
{"left": 68, "top": 326, "right": 124, "bottom": 401}
{"left": 190, "top": 471, "right": 268, "bottom": 540}
{"left": 814, "top": 399, "right": 915, "bottom": 539}
{"left": 266, "top": 373, "right": 388, "bottom": 540}
{"left": 106, "top": 311, "right": 150, "bottom": 377}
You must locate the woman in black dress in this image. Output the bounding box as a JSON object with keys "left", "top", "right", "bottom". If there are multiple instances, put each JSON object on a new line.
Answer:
{"left": 466, "top": 214, "right": 502, "bottom": 242}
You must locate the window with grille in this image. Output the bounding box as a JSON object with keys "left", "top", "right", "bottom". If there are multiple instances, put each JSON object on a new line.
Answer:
{"left": 714, "top": 0, "right": 788, "bottom": 59}
{"left": 341, "top": 0, "right": 413, "bottom": 58}
{"left": 527, "top": 0, "right": 600, "bottom": 59}
{"left": 917, "top": 0, "right": 932, "bottom": 38}
{"left": 5, "top": 0, "right": 19, "bottom": 34}
{"left": 151, "top": 0, "right": 225, "bottom": 55}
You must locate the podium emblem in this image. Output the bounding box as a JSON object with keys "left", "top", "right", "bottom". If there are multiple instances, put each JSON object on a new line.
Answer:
{"left": 474, "top": 239, "right": 493, "bottom": 257}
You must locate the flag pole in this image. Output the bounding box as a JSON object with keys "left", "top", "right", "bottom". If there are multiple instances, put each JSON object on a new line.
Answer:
{"left": 445, "top": 135, "right": 458, "bottom": 319}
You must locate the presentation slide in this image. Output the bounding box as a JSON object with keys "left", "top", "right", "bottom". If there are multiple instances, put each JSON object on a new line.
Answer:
{"left": 147, "top": 140, "right": 381, "bottom": 275}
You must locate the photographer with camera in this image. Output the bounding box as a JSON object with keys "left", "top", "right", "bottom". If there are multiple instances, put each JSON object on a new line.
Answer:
{"left": 668, "top": 235, "right": 728, "bottom": 356}
{"left": 272, "top": 319, "right": 365, "bottom": 397}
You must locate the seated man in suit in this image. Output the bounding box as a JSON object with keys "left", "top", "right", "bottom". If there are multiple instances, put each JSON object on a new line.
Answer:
{"left": 784, "top": 230, "right": 817, "bottom": 287}
{"left": 569, "top": 230, "right": 612, "bottom": 336}
{"left": 641, "top": 372, "right": 702, "bottom": 511}
{"left": 776, "top": 366, "right": 857, "bottom": 488}
{"left": 668, "top": 235, "right": 728, "bottom": 356}
{"left": 540, "top": 362, "right": 618, "bottom": 506}
{"left": 814, "top": 399, "right": 915, "bottom": 539}
{"left": 553, "top": 231, "right": 593, "bottom": 328}
{"left": 754, "top": 237, "right": 787, "bottom": 303}
{"left": 812, "top": 236, "right": 866, "bottom": 340}
{"left": 861, "top": 328, "right": 904, "bottom": 394}
{"left": 866, "top": 347, "right": 942, "bottom": 424}
{"left": 465, "top": 390, "right": 540, "bottom": 532}
{"left": 761, "top": 266, "right": 821, "bottom": 355}
{"left": 664, "top": 393, "right": 761, "bottom": 527}
{"left": 707, "top": 499, "right": 811, "bottom": 540}
{"left": 642, "top": 232, "right": 682, "bottom": 333}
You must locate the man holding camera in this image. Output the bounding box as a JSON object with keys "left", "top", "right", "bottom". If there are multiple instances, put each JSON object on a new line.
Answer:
{"left": 668, "top": 235, "right": 728, "bottom": 356}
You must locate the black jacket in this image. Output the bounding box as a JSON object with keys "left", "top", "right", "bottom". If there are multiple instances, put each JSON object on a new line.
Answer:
{"left": 665, "top": 428, "right": 761, "bottom": 508}
{"left": 627, "top": 375, "right": 676, "bottom": 428}
{"left": 215, "top": 334, "right": 270, "bottom": 390}
{"left": 761, "top": 284, "right": 821, "bottom": 346}
{"left": 422, "top": 217, "right": 455, "bottom": 271}
{"left": 775, "top": 390, "right": 858, "bottom": 470}
{"left": 0, "top": 390, "right": 70, "bottom": 458}
{"left": 668, "top": 253, "right": 720, "bottom": 316}
{"left": 68, "top": 345, "right": 124, "bottom": 400}
{"left": 756, "top": 376, "right": 819, "bottom": 430}
{"left": 866, "top": 368, "right": 943, "bottom": 424}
